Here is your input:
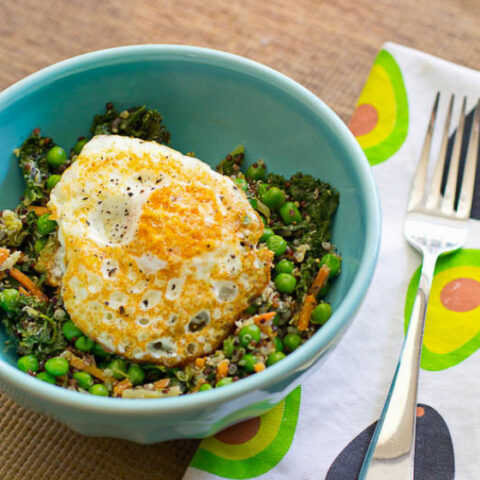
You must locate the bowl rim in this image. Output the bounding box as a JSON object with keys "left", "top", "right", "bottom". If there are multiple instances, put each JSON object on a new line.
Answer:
{"left": 0, "top": 44, "right": 381, "bottom": 414}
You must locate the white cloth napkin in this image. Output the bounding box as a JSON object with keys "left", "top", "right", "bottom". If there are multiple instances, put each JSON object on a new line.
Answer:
{"left": 184, "top": 42, "right": 480, "bottom": 480}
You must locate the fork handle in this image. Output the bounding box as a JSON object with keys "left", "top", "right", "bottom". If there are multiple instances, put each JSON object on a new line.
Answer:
{"left": 359, "top": 253, "right": 437, "bottom": 480}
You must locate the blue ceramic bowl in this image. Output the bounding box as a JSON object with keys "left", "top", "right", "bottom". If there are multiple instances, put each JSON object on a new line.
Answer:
{"left": 0, "top": 45, "right": 380, "bottom": 443}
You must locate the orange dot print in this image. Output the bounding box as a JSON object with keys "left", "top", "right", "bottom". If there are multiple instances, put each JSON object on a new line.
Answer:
{"left": 349, "top": 104, "right": 379, "bottom": 136}
{"left": 440, "top": 277, "right": 480, "bottom": 312}
{"left": 215, "top": 417, "right": 261, "bottom": 445}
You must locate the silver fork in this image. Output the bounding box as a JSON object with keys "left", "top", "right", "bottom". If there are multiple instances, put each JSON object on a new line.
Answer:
{"left": 359, "top": 93, "right": 480, "bottom": 479}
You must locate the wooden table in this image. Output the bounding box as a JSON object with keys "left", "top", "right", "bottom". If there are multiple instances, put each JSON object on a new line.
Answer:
{"left": 1, "top": 1, "right": 480, "bottom": 478}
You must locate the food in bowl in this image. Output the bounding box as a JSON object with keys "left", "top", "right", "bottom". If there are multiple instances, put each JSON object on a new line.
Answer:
{"left": 0, "top": 103, "right": 341, "bottom": 398}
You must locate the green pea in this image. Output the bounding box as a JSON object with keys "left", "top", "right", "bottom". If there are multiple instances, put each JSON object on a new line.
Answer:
{"left": 257, "top": 184, "right": 268, "bottom": 197}
{"left": 274, "top": 337, "right": 283, "bottom": 352}
{"left": 127, "top": 365, "right": 145, "bottom": 386}
{"left": 46, "top": 174, "right": 61, "bottom": 190}
{"left": 274, "top": 273, "right": 297, "bottom": 294}
{"left": 234, "top": 177, "right": 248, "bottom": 191}
{"left": 279, "top": 202, "right": 302, "bottom": 225}
{"left": 34, "top": 237, "right": 47, "bottom": 253}
{"left": 284, "top": 333, "right": 302, "bottom": 352}
{"left": 275, "top": 259, "right": 294, "bottom": 274}
{"left": 62, "top": 320, "right": 83, "bottom": 341}
{"left": 239, "top": 324, "right": 261, "bottom": 348}
{"left": 223, "top": 336, "right": 235, "bottom": 357}
{"left": 45, "top": 357, "right": 69, "bottom": 377}
{"left": 266, "top": 235, "right": 287, "bottom": 256}
{"left": 260, "top": 215, "right": 267, "bottom": 225}
{"left": 73, "top": 371, "right": 94, "bottom": 390}
{"left": 0, "top": 288, "right": 20, "bottom": 312}
{"left": 17, "top": 354, "right": 39, "bottom": 373}
{"left": 36, "top": 213, "right": 56, "bottom": 235}
{"left": 75, "top": 336, "right": 94, "bottom": 352}
{"left": 108, "top": 358, "right": 127, "bottom": 380}
{"left": 46, "top": 146, "right": 67, "bottom": 168}
{"left": 260, "top": 227, "right": 275, "bottom": 242}
{"left": 244, "top": 304, "right": 258, "bottom": 315}
{"left": 319, "top": 253, "right": 342, "bottom": 277}
{"left": 246, "top": 163, "right": 266, "bottom": 181}
{"left": 261, "top": 187, "right": 286, "bottom": 210}
{"left": 266, "top": 351, "right": 286, "bottom": 366}
{"left": 73, "top": 138, "right": 88, "bottom": 155}
{"left": 240, "top": 353, "right": 258, "bottom": 373}
{"left": 311, "top": 302, "right": 332, "bottom": 325}
{"left": 92, "top": 343, "right": 110, "bottom": 358}
{"left": 37, "top": 372, "right": 56, "bottom": 385}
{"left": 216, "top": 377, "right": 233, "bottom": 388}
{"left": 199, "top": 383, "right": 213, "bottom": 391}
{"left": 89, "top": 384, "right": 109, "bottom": 396}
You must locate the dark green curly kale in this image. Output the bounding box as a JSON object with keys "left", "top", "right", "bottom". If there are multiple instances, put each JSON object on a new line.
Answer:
{"left": 265, "top": 171, "right": 339, "bottom": 299}
{"left": 1, "top": 295, "right": 67, "bottom": 360}
{"left": 216, "top": 145, "right": 245, "bottom": 176}
{"left": 15, "top": 130, "right": 52, "bottom": 205}
{"left": 90, "top": 104, "right": 171, "bottom": 144}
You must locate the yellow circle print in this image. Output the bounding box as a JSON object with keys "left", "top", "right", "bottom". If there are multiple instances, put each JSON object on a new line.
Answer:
{"left": 190, "top": 386, "right": 301, "bottom": 479}
{"left": 348, "top": 49, "right": 409, "bottom": 166}
{"left": 404, "top": 249, "right": 480, "bottom": 370}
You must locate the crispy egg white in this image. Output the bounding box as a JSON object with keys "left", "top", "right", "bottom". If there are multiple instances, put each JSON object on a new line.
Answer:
{"left": 49, "top": 135, "right": 273, "bottom": 366}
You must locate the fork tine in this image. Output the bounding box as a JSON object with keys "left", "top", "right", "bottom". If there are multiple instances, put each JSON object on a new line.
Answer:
{"left": 456, "top": 99, "right": 480, "bottom": 218}
{"left": 426, "top": 94, "right": 455, "bottom": 210}
{"left": 407, "top": 92, "right": 440, "bottom": 212}
{"left": 441, "top": 97, "right": 467, "bottom": 214}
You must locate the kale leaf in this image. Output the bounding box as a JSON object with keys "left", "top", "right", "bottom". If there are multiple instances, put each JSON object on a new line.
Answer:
{"left": 216, "top": 145, "right": 245, "bottom": 176}
{"left": 90, "top": 104, "right": 171, "bottom": 144}
{"left": 1, "top": 296, "right": 67, "bottom": 360}
{"left": 15, "top": 131, "right": 52, "bottom": 205}
{"left": 289, "top": 173, "right": 339, "bottom": 228}
{"left": 264, "top": 171, "right": 339, "bottom": 299}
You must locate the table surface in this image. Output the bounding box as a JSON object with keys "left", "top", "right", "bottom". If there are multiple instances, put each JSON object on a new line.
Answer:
{"left": 2, "top": 0, "right": 480, "bottom": 478}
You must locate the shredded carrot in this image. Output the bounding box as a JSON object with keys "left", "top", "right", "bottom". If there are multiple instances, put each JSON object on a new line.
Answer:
{"left": 113, "top": 378, "right": 133, "bottom": 396}
{"left": 216, "top": 359, "right": 229, "bottom": 381}
{"left": 298, "top": 295, "right": 316, "bottom": 329}
{"left": 0, "top": 248, "right": 9, "bottom": 266}
{"left": 297, "top": 264, "right": 330, "bottom": 331}
{"left": 253, "top": 312, "right": 276, "bottom": 324}
{"left": 9, "top": 267, "right": 48, "bottom": 302}
{"left": 68, "top": 354, "right": 112, "bottom": 382}
{"left": 311, "top": 265, "right": 331, "bottom": 295}
{"left": 253, "top": 311, "right": 277, "bottom": 335}
{"left": 27, "top": 206, "right": 50, "bottom": 216}
{"left": 18, "top": 287, "right": 29, "bottom": 296}
{"left": 153, "top": 378, "right": 170, "bottom": 390}
{"left": 195, "top": 357, "right": 206, "bottom": 369}
{"left": 254, "top": 362, "right": 266, "bottom": 373}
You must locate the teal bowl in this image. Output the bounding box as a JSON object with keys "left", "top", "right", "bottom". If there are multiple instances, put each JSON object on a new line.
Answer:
{"left": 0, "top": 45, "right": 380, "bottom": 443}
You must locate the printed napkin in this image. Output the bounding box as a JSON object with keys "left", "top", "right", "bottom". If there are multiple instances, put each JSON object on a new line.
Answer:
{"left": 183, "top": 42, "right": 480, "bottom": 480}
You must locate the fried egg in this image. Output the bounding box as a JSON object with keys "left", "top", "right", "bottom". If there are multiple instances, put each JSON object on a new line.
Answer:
{"left": 49, "top": 135, "right": 273, "bottom": 366}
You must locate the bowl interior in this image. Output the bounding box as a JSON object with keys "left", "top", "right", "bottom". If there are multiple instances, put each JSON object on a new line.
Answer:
{"left": 0, "top": 46, "right": 375, "bottom": 368}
